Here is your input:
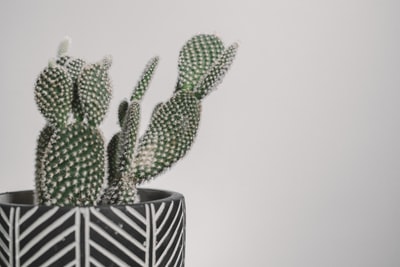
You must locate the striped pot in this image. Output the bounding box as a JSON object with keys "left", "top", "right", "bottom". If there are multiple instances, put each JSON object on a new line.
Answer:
{"left": 0, "top": 189, "right": 185, "bottom": 267}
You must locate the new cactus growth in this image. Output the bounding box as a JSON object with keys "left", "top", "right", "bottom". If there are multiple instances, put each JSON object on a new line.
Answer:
{"left": 34, "top": 34, "right": 238, "bottom": 206}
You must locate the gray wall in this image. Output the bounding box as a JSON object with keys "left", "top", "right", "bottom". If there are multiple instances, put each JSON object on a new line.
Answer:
{"left": 0, "top": 0, "right": 399, "bottom": 266}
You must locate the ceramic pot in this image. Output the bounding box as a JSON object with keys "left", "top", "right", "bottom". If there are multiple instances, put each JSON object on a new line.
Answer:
{"left": 0, "top": 188, "right": 185, "bottom": 267}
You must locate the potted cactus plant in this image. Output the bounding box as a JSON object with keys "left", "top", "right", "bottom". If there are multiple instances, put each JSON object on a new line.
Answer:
{"left": 0, "top": 34, "right": 238, "bottom": 266}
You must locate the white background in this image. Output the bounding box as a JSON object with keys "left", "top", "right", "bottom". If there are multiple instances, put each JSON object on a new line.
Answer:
{"left": 1, "top": 1, "right": 400, "bottom": 266}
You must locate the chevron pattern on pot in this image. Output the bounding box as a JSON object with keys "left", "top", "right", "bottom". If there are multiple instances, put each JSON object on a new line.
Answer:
{"left": 0, "top": 198, "right": 185, "bottom": 267}
{"left": 151, "top": 200, "right": 185, "bottom": 267}
{"left": 0, "top": 206, "right": 14, "bottom": 267}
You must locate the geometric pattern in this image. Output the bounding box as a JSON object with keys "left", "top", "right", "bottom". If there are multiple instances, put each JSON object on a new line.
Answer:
{"left": 0, "top": 190, "right": 185, "bottom": 267}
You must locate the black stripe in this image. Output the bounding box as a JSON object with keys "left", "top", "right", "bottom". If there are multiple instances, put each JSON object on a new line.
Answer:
{"left": 80, "top": 212, "right": 86, "bottom": 267}
{"left": 148, "top": 204, "right": 153, "bottom": 267}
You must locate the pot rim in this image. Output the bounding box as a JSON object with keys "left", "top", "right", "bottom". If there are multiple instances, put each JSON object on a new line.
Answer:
{"left": 0, "top": 188, "right": 183, "bottom": 208}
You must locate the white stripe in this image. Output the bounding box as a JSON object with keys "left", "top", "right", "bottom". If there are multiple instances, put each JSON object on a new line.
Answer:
{"left": 19, "top": 206, "right": 39, "bottom": 225}
{"left": 145, "top": 204, "right": 150, "bottom": 267}
{"left": 90, "top": 240, "right": 130, "bottom": 267}
{"left": 151, "top": 204, "right": 157, "bottom": 267}
{"left": 110, "top": 206, "right": 146, "bottom": 237}
{"left": 0, "top": 208, "right": 9, "bottom": 225}
{"left": 156, "top": 215, "right": 184, "bottom": 267}
{"left": 20, "top": 209, "right": 75, "bottom": 256}
{"left": 90, "top": 257, "right": 107, "bottom": 267}
{"left": 156, "top": 202, "right": 174, "bottom": 235}
{"left": 155, "top": 202, "right": 165, "bottom": 221}
{"left": 39, "top": 243, "right": 75, "bottom": 267}
{"left": 90, "top": 223, "right": 145, "bottom": 266}
{"left": 156, "top": 201, "right": 182, "bottom": 247}
{"left": 9, "top": 208, "right": 14, "bottom": 267}
{"left": 84, "top": 208, "right": 90, "bottom": 267}
{"left": 19, "top": 207, "right": 59, "bottom": 240}
{"left": 64, "top": 260, "right": 77, "bottom": 267}
{"left": 21, "top": 226, "right": 75, "bottom": 267}
{"left": 166, "top": 227, "right": 184, "bottom": 267}
{"left": 15, "top": 208, "right": 20, "bottom": 267}
{"left": 74, "top": 208, "right": 80, "bottom": 267}
{"left": 90, "top": 208, "right": 145, "bottom": 251}
{"left": 126, "top": 206, "right": 146, "bottom": 225}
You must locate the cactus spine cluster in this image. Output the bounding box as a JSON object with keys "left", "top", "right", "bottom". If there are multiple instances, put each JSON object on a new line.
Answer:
{"left": 34, "top": 34, "right": 238, "bottom": 206}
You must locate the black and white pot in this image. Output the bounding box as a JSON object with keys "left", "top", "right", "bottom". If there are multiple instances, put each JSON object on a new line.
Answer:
{"left": 0, "top": 188, "right": 185, "bottom": 267}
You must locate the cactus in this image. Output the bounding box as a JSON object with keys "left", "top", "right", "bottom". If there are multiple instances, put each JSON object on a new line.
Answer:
{"left": 35, "top": 37, "right": 111, "bottom": 206}
{"left": 39, "top": 123, "right": 105, "bottom": 205}
{"left": 102, "top": 57, "right": 159, "bottom": 204}
{"left": 132, "top": 34, "right": 238, "bottom": 183}
{"left": 34, "top": 34, "right": 238, "bottom": 206}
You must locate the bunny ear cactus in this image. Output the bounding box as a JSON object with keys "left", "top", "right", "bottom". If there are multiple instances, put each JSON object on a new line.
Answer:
{"left": 102, "top": 57, "right": 159, "bottom": 204}
{"left": 35, "top": 37, "right": 111, "bottom": 206}
{"left": 132, "top": 34, "right": 238, "bottom": 183}
{"left": 34, "top": 34, "right": 238, "bottom": 206}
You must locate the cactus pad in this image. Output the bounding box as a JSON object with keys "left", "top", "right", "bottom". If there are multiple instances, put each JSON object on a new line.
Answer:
{"left": 107, "top": 132, "right": 121, "bottom": 183}
{"left": 133, "top": 91, "right": 201, "bottom": 182}
{"left": 101, "top": 176, "right": 136, "bottom": 205}
{"left": 177, "top": 34, "right": 224, "bottom": 92}
{"left": 39, "top": 123, "right": 105, "bottom": 206}
{"left": 117, "top": 101, "right": 141, "bottom": 177}
{"left": 131, "top": 57, "right": 159, "bottom": 101}
{"left": 194, "top": 43, "right": 238, "bottom": 99}
{"left": 55, "top": 55, "right": 70, "bottom": 66}
{"left": 57, "top": 57, "right": 87, "bottom": 121}
{"left": 35, "top": 124, "right": 55, "bottom": 200}
{"left": 150, "top": 102, "right": 163, "bottom": 123}
{"left": 77, "top": 58, "right": 112, "bottom": 126}
{"left": 118, "top": 100, "right": 129, "bottom": 127}
{"left": 34, "top": 64, "right": 73, "bottom": 127}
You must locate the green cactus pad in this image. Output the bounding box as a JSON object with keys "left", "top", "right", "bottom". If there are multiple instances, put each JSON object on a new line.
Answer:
{"left": 194, "top": 43, "right": 238, "bottom": 100}
{"left": 34, "top": 64, "right": 73, "bottom": 127}
{"left": 77, "top": 58, "right": 112, "bottom": 126}
{"left": 39, "top": 122, "right": 105, "bottom": 206}
{"left": 55, "top": 55, "right": 70, "bottom": 66}
{"left": 35, "top": 124, "right": 55, "bottom": 201}
{"left": 118, "top": 100, "right": 129, "bottom": 128}
{"left": 133, "top": 91, "right": 201, "bottom": 182}
{"left": 107, "top": 132, "right": 121, "bottom": 183}
{"left": 71, "top": 86, "right": 85, "bottom": 122}
{"left": 150, "top": 102, "right": 163, "bottom": 123}
{"left": 57, "top": 57, "right": 86, "bottom": 84}
{"left": 177, "top": 34, "right": 224, "bottom": 92}
{"left": 57, "top": 57, "right": 87, "bottom": 122}
{"left": 101, "top": 176, "right": 136, "bottom": 205}
{"left": 117, "top": 101, "right": 141, "bottom": 176}
{"left": 55, "top": 37, "right": 87, "bottom": 121}
{"left": 131, "top": 57, "right": 159, "bottom": 101}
